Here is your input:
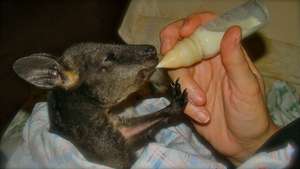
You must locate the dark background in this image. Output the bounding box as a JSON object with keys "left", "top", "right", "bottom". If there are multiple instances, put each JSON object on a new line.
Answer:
{"left": 0, "top": 0, "right": 129, "bottom": 136}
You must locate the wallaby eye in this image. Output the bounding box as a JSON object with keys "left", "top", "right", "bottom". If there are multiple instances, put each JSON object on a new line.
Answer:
{"left": 104, "top": 52, "right": 116, "bottom": 62}
{"left": 101, "top": 67, "right": 107, "bottom": 72}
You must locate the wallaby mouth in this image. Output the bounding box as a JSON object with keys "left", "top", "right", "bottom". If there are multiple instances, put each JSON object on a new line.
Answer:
{"left": 136, "top": 67, "right": 156, "bottom": 83}
{"left": 135, "top": 45, "right": 158, "bottom": 83}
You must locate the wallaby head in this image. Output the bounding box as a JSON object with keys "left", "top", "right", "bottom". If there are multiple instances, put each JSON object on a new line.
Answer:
{"left": 13, "top": 43, "right": 157, "bottom": 107}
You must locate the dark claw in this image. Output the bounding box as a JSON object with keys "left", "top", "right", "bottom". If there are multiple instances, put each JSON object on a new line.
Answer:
{"left": 168, "top": 79, "right": 188, "bottom": 115}
{"left": 170, "top": 79, "right": 181, "bottom": 98}
{"left": 181, "top": 89, "right": 188, "bottom": 107}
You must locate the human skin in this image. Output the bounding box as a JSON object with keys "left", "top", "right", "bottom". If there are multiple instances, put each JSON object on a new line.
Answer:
{"left": 159, "top": 12, "right": 279, "bottom": 165}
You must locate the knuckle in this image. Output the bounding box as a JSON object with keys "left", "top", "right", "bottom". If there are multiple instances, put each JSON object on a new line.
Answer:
{"left": 193, "top": 11, "right": 216, "bottom": 18}
{"left": 201, "top": 11, "right": 217, "bottom": 17}
{"left": 160, "top": 20, "right": 183, "bottom": 38}
{"left": 159, "top": 23, "right": 176, "bottom": 38}
{"left": 159, "top": 28, "right": 168, "bottom": 39}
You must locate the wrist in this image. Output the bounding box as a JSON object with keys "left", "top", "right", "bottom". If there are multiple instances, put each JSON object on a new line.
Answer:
{"left": 229, "top": 121, "right": 280, "bottom": 166}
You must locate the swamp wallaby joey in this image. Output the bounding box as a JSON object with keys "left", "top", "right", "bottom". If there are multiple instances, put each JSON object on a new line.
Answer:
{"left": 13, "top": 43, "right": 187, "bottom": 169}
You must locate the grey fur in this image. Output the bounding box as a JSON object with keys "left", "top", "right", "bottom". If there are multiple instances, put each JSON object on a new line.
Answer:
{"left": 13, "top": 43, "right": 187, "bottom": 169}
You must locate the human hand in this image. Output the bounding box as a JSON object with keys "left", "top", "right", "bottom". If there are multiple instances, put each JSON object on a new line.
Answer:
{"left": 159, "top": 12, "right": 279, "bottom": 165}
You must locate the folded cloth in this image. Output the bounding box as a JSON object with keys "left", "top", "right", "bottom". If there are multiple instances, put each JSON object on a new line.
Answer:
{"left": 6, "top": 98, "right": 225, "bottom": 169}
{"left": 267, "top": 80, "right": 300, "bottom": 127}
{"left": 6, "top": 80, "right": 298, "bottom": 169}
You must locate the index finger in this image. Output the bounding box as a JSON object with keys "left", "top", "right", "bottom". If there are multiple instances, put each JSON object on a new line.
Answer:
{"left": 160, "top": 12, "right": 216, "bottom": 55}
{"left": 159, "top": 20, "right": 184, "bottom": 55}
{"left": 180, "top": 12, "right": 216, "bottom": 37}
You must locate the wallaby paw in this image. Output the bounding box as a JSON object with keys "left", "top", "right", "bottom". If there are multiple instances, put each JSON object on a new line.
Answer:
{"left": 168, "top": 79, "right": 188, "bottom": 115}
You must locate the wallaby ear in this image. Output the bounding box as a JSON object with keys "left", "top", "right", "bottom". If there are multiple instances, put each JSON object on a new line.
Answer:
{"left": 13, "top": 53, "right": 64, "bottom": 89}
{"left": 13, "top": 53, "right": 79, "bottom": 90}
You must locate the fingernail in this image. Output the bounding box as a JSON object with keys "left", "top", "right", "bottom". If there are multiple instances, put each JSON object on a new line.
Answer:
{"left": 161, "top": 38, "right": 171, "bottom": 54}
{"left": 234, "top": 30, "right": 241, "bottom": 46}
{"left": 160, "top": 40, "right": 166, "bottom": 54}
{"left": 232, "top": 33, "right": 242, "bottom": 56}
{"left": 181, "top": 24, "right": 189, "bottom": 36}
{"left": 196, "top": 110, "right": 209, "bottom": 124}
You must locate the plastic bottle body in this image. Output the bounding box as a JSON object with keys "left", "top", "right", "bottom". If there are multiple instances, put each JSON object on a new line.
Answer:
{"left": 157, "top": 0, "right": 268, "bottom": 69}
{"left": 193, "top": 28, "right": 225, "bottom": 58}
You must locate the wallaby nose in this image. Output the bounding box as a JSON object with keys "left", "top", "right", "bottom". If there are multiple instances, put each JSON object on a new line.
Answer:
{"left": 143, "top": 45, "right": 157, "bottom": 56}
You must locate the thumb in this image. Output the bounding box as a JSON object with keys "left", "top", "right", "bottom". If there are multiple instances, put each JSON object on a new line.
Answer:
{"left": 220, "top": 26, "right": 258, "bottom": 92}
